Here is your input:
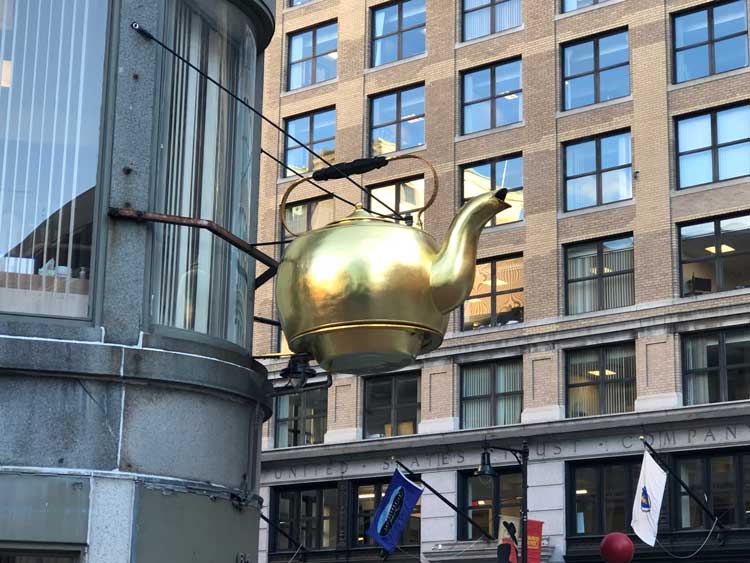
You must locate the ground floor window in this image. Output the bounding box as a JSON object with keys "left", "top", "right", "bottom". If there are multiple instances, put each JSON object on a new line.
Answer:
{"left": 273, "top": 486, "right": 338, "bottom": 551}
{"left": 355, "top": 479, "right": 421, "bottom": 546}
{"left": 459, "top": 469, "right": 523, "bottom": 540}
{"left": 0, "top": 554, "right": 79, "bottom": 563}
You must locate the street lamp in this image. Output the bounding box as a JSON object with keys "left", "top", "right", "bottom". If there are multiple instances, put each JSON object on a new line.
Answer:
{"left": 474, "top": 440, "right": 530, "bottom": 563}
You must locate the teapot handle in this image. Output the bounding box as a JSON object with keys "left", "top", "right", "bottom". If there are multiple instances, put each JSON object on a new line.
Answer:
{"left": 278, "top": 154, "right": 439, "bottom": 237}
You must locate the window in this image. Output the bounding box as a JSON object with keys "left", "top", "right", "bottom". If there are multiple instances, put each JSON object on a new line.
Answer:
{"left": 462, "top": 0, "right": 522, "bottom": 42}
{"left": 364, "top": 373, "right": 420, "bottom": 438}
{"left": 290, "top": 0, "right": 315, "bottom": 6}
{"left": 676, "top": 104, "right": 750, "bottom": 189}
{"left": 0, "top": 0, "right": 108, "bottom": 318}
{"left": 564, "top": 131, "right": 632, "bottom": 211}
{"left": 287, "top": 22, "right": 338, "bottom": 91}
{"left": 568, "top": 459, "right": 640, "bottom": 535}
{"left": 566, "top": 236, "right": 634, "bottom": 315}
{"left": 461, "top": 359, "right": 522, "bottom": 429}
{"left": 683, "top": 326, "right": 750, "bottom": 405}
{"left": 675, "top": 451, "right": 750, "bottom": 529}
{"left": 151, "top": 0, "right": 259, "bottom": 346}
{"left": 673, "top": 0, "right": 748, "bottom": 83}
{"left": 462, "top": 155, "right": 524, "bottom": 226}
{"left": 273, "top": 486, "right": 338, "bottom": 551}
{"left": 462, "top": 59, "right": 522, "bottom": 134}
{"left": 463, "top": 256, "right": 524, "bottom": 330}
{"left": 460, "top": 469, "right": 522, "bottom": 539}
{"left": 680, "top": 213, "right": 750, "bottom": 296}
{"left": 563, "top": 30, "right": 630, "bottom": 110}
{"left": 566, "top": 344, "right": 635, "bottom": 417}
{"left": 284, "top": 108, "right": 336, "bottom": 177}
{"left": 370, "top": 85, "right": 425, "bottom": 156}
{"left": 368, "top": 177, "right": 425, "bottom": 222}
{"left": 0, "top": 554, "right": 78, "bottom": 563}
{"left": 562, "top": 0, "right": 601, "bottom": 12}
{"left": 355, "top": 479, "right": 421, "bottom": 546}
{"left": 275, "top": 388, "right": 327, "bottom": 448}
{"left": 371, "top": 0, "right": 426, "bottom": 67}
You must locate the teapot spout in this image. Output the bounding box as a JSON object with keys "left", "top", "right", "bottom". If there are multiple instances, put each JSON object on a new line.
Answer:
{"left": 430, "top": 189, "right": 510, "bottom": 314}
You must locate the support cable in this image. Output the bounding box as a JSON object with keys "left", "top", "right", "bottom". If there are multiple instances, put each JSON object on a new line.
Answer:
{"left": 655, "top": 517, "right": 719, "bottom": 560}
{"left": 130, "top": 21, "right": 406, "bottom": 222}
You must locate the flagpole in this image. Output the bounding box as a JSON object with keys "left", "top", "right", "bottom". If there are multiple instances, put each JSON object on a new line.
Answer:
{"left": 395, "top": 461, "right": 495, "bottom": 542}
{"left": 639, "top": 436, "right": 726, "bottom": 530}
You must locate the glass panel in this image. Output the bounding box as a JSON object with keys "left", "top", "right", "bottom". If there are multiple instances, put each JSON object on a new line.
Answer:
{"left": 722, "top": 254, "right": 750, "bottom": 291}
{"left": 497, "top": 393, "right": 522, "bottom": 425}
{"left": 374, "top": 4, "right": 399, "bottom": 37}
{"left": 372, "top": 93, "right": 397, "bottom": 125}
{"left": 464, "top": 8, "right": 491, "bottom": 41}
{"left": 682, "top": 261, "right": 717, "bottom": 295}
{"left": 402, "top": 27, "right": 426, "bottom": 59}
{"left": 463, "top": 296, "right": 491, "bottom": 330}
{"left": 277, "top": 490, "right": 296, "bottom": 549}
{"left": 679, "top": 458, "right": 704, "bottom": 528}
{"left": 400, "top": 117, "right": 425, "bottom": 149}
{"left": 366, "top": 379, "right": 392, "bottom": 410}
{"left": 679, "top": 150, "right": 713, "bottom": 187}
{"left": 566, "top": 175, "right": 597, "bottom": 210}
{"left": 467, "top": 473, "right": 495, "bottom": 508}
{"left": 713, "top": 0, "right": 747, "bottom": 39}
{"left": 602, "top": 237, "right": 634, "bottom": 273}
{"left": 495, "top": 0, "right": 522, "bottom": 32}
{"left": 569, "top": 349, "right": 600, "bottom": 384}
{"left": 403, "top": 0, "right": 426, "bottom": 28}
{"left": 151, "top": 0, "right": 257, "bottom": 345}
{"left": 496, "top": 257, "right": 523, "bottom": 291}
{"left": 371, "top": 125, "right": 397, "bottom": 155}
{"left": 400, "top": 179, "right": 424, "bottom": 213}
{"left": 601, "top": 133, "right": 631, "bottom": 168}
{"left": 397, "top": 376, "right": 419, "bottom": 405}
{"left": 603, "top": 465, "right": 628, "bottom": 532}
{"left": 717, "top": 106, "right": 750, "bottom": 144}
{"left": 395, "top": 405, "right": 417, "bottom": 435}
{"left": 463, "top": 163, "right": 492, "bottom": 200}
{"left": 720, "top": 214, "right": 750, "bottom": 252}
{"left": 464, "top": 100, "right": 492, "bottom": 134}
{"left": 469, "top": 261, "right": 492, "bottom": 296}
{"left": 365, "top": 407, "right": 391, "bottom": 438}
{"left": 564, "top": 41, "right": 594, "bottom": 76}
{"left": 675, "top": 9, "right": 708, "bottom": 48}
{"left": 602, "top": 168, "right": 632, "bottom": 203}
{"left": 564, "top": 0, "right": 595, "bottom": 13}
{"left": 401, "top": 86, "right": 425, "bottom": 118}
{"left": 356, "top": 484, "right": 376, "bottom": 545}
{"left": 289, "top": 60, "right": 312, "bottom": 90}
{"left": 605, "top": 377, "right": 635, "bottom": 414}
{"left": 463, "top": 397, "right": 492, "bottom": 428}
{"left": 315, "top": 54, "right": 337, "bottom": 83}
{"left": 683, "top": 332, "right": 720, "bottom": 370}
{"left": 321, "top": 488, "right": 338, "bottom": 548}
{"left": 465, "top": 0, "right": 491, "bottom": 9}
{"left": 313, "top": 109, "right": 336, "bottom": 141}
{"left": 464, "top": 68, "right": 491, "bottom": 102}
{"left": 678, "top": 114, "right": 713, "bottom": 151}
{"left": 685, "top": 370, "right": 720, "bottom": 405}
{"left": 567, "top": 242, "right": 598, "bottom": 279}
{"left": 574, "top": 467, "right": 599, "bottom": 534}
{"left": 725, "top": 328, "right": 750, "bottom": 366}
{"left": 714, "top": 35, "right": 748, "bottom": 74}
{"left": 497, "top": 360, "right": 522, "bottom": 394}
{"left": 727, "top": 367, "right": 750, "bottom": 401}
{"left": 370, "top": 184, "right": 397, "bottom": 217}
{"left": 495, "top": 60, "right": 522, "bottom": 94}
{"left": 306, "top": 388, "right": 328, "bottom": 417}
{"left": 463, "top": 364, "right": 493, "bottom": 397}
{"left": 565, "top": 73, "right": 596, "bottom": 109}
{"left": 496, "top": 292, "right": 524, "bottom": 325}
{"left": 312, "top": 139, "right": 335, "bottom": 170}
{"left": 711, "top": 456, "right": 736, "bottom": 526}
{"left": 718, "top": 142, "right": 750, "bottom": 181}
{"left": 680, "top": 221, "right": 716, "bottom": 260}
{"left": 496, "top": 157, "right": 523, "bottom": 189}
{"left": 599, "top": 32, "right": 629, "bottom": 68}
{"left": 676, "top": 44, "right": 710, "bottom": 82}
{"left": 372, "top": 36, "right": 398, "bottom": 67}
{"left": 602, "top": 272, "right": 634, "bottom": 309}
{"left": 290, "top": 31, "right": 313, "bottom": 62}
{"left": 287, "top": 116, "right": 311, "bottom": 144}
{"left": 497, "top": 188, "right": 524, "bottom": 224}
{"left": 316, "top": 23, "right": 338, "bottom": 53}
{"left": 746, "top": 456, "right": 750, "bottom": 526}
{"left": 599, "top": 65, "right": 630, "bottom": 102}
{"left": 566, "top": 140, "right": 597, "bottom": 176}
{"left": 495, "top": 92, "right": 522, "bottom": 126}
{"left": 569, "top": 385, "right": 600, "bottom": 417}
{"left": 309, "top": 198, "right": 334, "bottom": 229}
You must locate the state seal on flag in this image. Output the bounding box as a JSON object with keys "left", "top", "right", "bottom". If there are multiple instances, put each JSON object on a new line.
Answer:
{"left": 640, "top": 486, "right": 651, "bottom": 512}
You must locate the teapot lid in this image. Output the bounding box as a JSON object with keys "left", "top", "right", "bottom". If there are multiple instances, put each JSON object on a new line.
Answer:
{"left": 328, "top": 203, "right": 394, "bottom": 226}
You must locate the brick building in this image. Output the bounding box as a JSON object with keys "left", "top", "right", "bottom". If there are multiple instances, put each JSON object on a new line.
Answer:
{"left": 253, "top": 0, "right": 750, "bottom": 561}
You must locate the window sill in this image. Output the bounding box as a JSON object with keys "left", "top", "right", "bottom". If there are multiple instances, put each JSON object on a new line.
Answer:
{"left": 556, "top": 95, "right": 632, "bottom": 119}
{"left": 282, "top": 0, "right": 326, "bottom": 15}
{"left": 668, "top": 65, "right": 750, "bottom": 92}
{"left": 452, "top": 320, "right": 527, "bottom": 338}
{"left": 671, "top": 176, "right": 749, "bottom": 196}
{"left": 455, "top": 121, "right": 525, "bottom": 143}
{"left": 675, "top": 286, "right": 750, "bottom": 305}
{"left": 455, "top": 24, "right": 524, "bottom": 49}
{"left": 554, "top": 0, "right": 627, "bottom": 20}
{"left": 480, "top": 220, "right": 524, "bottom": 234}
{"left": 364, "top": 52, "right": 427, "bottom": 75}
{"left": 371, "top": 144, "right": 427, "bottom": 160}
{"left": 558, "top": 198, "right": 634, "bottom": 219}
{"left": 281, "top": 78, "right": 338, "bottom": 98}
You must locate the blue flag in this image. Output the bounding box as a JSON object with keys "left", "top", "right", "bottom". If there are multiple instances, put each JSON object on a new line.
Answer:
{"left": 367, "top": 468, "right": 423, "bottom": 553}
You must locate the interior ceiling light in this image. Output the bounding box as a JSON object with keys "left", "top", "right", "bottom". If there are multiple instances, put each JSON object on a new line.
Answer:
{"left": 1, "top": 60, "right": 11, "bottom": 88}
{"left": 576, "top": 489, "right": 589, "bottom": 495}
{"left": 705, "top": 244, "right": 735, "bottom": 254}
{"left": 587, "top": 369, "right": 617, "bottom": 376}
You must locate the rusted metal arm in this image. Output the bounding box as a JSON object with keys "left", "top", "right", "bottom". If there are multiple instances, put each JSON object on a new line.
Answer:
{"left": 108, "top": 207, "right": 278, "bottom": 289}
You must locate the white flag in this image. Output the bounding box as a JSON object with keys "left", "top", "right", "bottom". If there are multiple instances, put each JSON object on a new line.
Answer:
{"left": 631, "top": 450, "right": 667, "bottom": 546}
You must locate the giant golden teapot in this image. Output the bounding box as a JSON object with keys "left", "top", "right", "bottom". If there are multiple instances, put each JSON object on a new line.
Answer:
{"left": 275, "top": 155, "right": 510, "bottom": 374}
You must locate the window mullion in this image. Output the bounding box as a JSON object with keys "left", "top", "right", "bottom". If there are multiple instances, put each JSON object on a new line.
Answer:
{"left": 594, "top": 38, "right": 600, "bottom": 104}
{"left": 599, "top": 347, "right": 607, "bottom": 415}
{"left": 596, "top": 137, "right": 602, "bottom": 205}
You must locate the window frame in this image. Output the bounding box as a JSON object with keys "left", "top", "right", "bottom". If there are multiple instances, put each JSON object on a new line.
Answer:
{"left": 678, "top": 211, "right": 750, "bottom": 297}
{"left": 675, "top": 102, "right": 750, "bottom": 189}
{"left": 274, "top": 387, "right": 328, "bottom": 448}
{"left": 271, "top": 484, "right": 339, "bottom": 552}
{"left": 566, "top": 457, "right": 641, "bottom": 537}
{"left": 366, "top": 175, "right": 425, "bottom": 222}
{"left": 563, "top": 129, "right": 633, "bottom": 212}
{"left": 561, "top": 28, "right": 630, "bottom": 111}
{"left": 561, "top": 0, "right": 602, "bottom": 14}
{"left": 565, "top": 342, "right": 636, "bottom": 418}
{"left": 351, "top": 477, "right": 422, "bottom": 547}
{"left": 681, "top": 325, "right": 750, "bottom": 405}
{"left": 459, "top": 358, "right": 523, "bottom": 429}
{"left": 671, "top": 0, "right": 749, "bottom": 84}
{"left": 460, "top": 254, "right": 525, "bottom": 331}
{"left": 564, "top": 235, "right": 635, "bottom": 315}
{"left": 286, "top": 21, "right": 338, "bottom": 91}
{"left": 460, "top": 153, "right": 524, "bottom": 227}
{"left": 461, "top": 58, "right": 523, "bottom": 135}
{"left": 458, "top": 467, "right": 523, "bottom": 540}
{"left": 370, "top": 0, "right": 426, "bottom": 67}
{"left": 289, "top": 0, "right": 316, "bottom": 7}
{"left": 369, "top": 83, "right": 425, "bottom": 156}
{"left": 363, "top": 372, "right": 421, "bottom": 439}
{"left": 461, "top": 0, "right": 522, "bottom": 42}
{"left": 283, "top": 107, "right": 336, "bottom": 177}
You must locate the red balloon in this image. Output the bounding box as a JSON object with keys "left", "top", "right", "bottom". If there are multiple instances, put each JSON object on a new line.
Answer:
{"left": 600, "top": 532, "right": 635, "bottom": 563}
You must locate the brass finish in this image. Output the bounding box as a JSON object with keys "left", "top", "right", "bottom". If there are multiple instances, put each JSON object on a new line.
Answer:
{"left": 275, "top": 157, "right": 510, "bottom": 374}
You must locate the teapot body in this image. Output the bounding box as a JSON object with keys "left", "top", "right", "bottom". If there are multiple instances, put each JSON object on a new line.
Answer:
{"left": 275, "top": 217, "right": 448, "bottom": 374}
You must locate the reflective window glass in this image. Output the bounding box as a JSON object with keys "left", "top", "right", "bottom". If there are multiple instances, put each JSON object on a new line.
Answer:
{"left": 284, "top": 108, "right": 336, "bottom": 176}
{"left": 462, "top": 0, "right": 521, "bottom": 41}
{"left": 370, "top": 85, "right": 424, "bottom": 155}
{"left": 463, "top": 155, "right": 524, "bottom": 226}
{"left": 372, "top": 0, "right": 426, "bottom": 67}
{"left": 462, "top": 255, "right": 524, "bottom": 330}
{"left": 462, "top": 59, "right": 523, "bottom": 134}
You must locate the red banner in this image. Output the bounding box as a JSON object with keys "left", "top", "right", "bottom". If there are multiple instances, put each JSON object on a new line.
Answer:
{"left": 527, "top": 520, "right": 544, "bottom": 563}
